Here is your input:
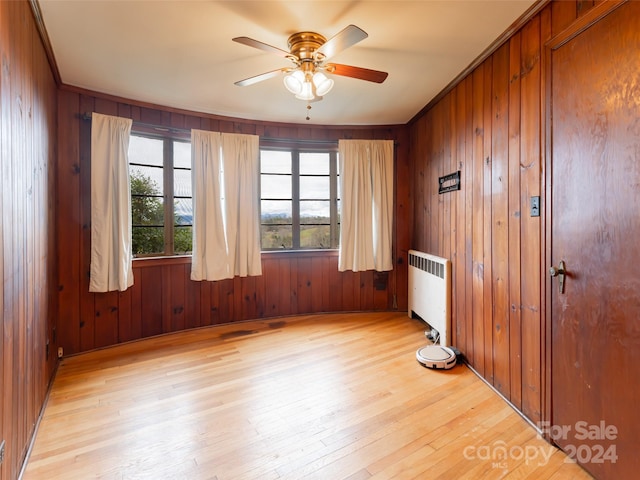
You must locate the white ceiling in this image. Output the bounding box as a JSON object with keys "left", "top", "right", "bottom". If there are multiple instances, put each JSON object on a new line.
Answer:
{"left": 38, "top": 0, "right": 538, "bottom": 126}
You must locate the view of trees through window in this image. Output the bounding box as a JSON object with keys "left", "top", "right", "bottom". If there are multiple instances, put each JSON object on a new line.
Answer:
{"left": 129, "top": 135, "right": 192, "bottom": 256}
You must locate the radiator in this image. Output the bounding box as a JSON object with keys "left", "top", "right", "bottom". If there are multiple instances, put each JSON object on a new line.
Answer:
{"left": 408, "top": 250, "right": 452, "bottom": 347}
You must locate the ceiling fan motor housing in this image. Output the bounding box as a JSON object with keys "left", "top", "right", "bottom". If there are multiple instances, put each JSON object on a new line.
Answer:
{"left": 287, "top": 32, "right": 327, "bottom": 61}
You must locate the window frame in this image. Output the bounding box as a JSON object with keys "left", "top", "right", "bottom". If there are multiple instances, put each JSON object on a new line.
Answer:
{"left": 259, "top": 140, "right": 339, "bottom": 251}
{"left": 129, "top": 127, "right": 192, "bottom": 258}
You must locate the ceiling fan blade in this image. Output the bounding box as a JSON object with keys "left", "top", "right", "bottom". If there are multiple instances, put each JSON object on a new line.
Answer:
{"left": 232, "top": 36, "right": 293, "bottom": 59}
{"left": 234, "top": 68, "right": 287, "bottom": 87}
{"left": 325, "top": 63, "right": 388, "bottom": 83}
{"left": 316, "top": 25, "right": 368, "bottom": 60}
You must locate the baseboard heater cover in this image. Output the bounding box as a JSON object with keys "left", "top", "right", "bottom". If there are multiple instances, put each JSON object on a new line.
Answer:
{"left": 408, "top": 250, "right": 452, "bottom": 347}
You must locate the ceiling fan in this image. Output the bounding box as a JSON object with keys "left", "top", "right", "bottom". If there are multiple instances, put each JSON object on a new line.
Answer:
{"left": 232, "top": 25, "right": 388, "bottom": 103}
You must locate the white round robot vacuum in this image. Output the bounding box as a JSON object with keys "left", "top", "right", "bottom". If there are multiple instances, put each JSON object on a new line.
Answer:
{"left": 416, "top": 344, "right": 457, "bottom": 370}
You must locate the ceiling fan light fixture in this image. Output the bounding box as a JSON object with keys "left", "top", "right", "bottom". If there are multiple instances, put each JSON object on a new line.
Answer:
{"left": 295, "top": 80, "right": 315, "bottom": 101}
{"left": 283, "top": 70, "right": 305, "bottom": 95}
{"left": 312, "top": 72, "right": 334, "bottom": 96}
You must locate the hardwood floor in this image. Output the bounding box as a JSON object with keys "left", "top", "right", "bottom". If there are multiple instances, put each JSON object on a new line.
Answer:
{"left": 23, "top": 312, "right": 591, "bottom": 479}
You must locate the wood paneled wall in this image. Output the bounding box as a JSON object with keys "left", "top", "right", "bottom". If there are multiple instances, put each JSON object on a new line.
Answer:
{"left": 56, "top": 89, "right": 410, "bottom": 356}
{"left": 408, "top": 0, "right": 598, "bottom": 425}
{"left": 2, "top": 0, "right": 602, "bottom": 475}
{"left": 0, "top": 1, "right": 58, "bottom": 479}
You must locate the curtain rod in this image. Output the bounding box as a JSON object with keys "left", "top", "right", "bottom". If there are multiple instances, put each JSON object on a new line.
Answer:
{"left": 81, "top": 112, "right": 393, "bottom": 145}
{"left": 260, "top": 137, "right": 338, "bottom": 146}
{"left": 81, "top": 112, "right": 191, "bottom": 134}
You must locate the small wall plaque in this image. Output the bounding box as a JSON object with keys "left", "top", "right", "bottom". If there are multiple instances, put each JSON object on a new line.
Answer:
{"left": 438, "top": 170, "right": 461, "bottom": 194}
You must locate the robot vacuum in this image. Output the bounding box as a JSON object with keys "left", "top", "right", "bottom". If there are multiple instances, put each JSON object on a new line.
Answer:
{"left": 416, "top": 344, "right": 457, "bottom": 370}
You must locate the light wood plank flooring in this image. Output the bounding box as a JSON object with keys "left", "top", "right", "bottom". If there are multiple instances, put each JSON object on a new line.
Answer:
{"left": 24, "top": 312, "right": 592, "bottom": 479}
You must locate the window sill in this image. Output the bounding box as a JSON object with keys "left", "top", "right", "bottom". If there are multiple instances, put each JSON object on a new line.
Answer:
{"left": 132, "top": 249, "right": 339, "bottom": 268}
{"left": 132, "top": 255, "right": 192, "bottom": 268}
{"left": 261, "top": 249, "right": 338, "bottom": 258}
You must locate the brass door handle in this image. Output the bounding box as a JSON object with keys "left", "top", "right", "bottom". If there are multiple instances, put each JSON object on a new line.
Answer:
{"left": 549, "top": 260, "right": 566, "bottom": 294}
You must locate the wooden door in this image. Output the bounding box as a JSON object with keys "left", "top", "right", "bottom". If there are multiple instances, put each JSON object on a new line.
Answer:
{"left": 549, "top": 2, "right": 640, "bottom": 479}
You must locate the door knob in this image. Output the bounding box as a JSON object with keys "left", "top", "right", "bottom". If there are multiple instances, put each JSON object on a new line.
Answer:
{"left": 549, "top": 260, "right": 566, "bottom": 293}
{"left": 549, "top": 265, "right": 564, "bottom": 277}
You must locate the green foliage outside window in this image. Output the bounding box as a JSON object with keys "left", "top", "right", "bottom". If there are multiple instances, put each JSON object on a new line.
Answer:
{"left": 173, "top": 227, "right": 192, "bottom": 255}
{"left": 131, "top": 171, "right": 192, "bottom": 255}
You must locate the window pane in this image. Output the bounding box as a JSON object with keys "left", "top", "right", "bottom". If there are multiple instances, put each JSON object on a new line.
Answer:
{"left": 300, "top": 152, "right": 330, "bottom": 174}
{"left": 261, "top": 150, "right": 291, "bottom": 174}
{"left": 261, "top": 174, "right": 291, "bottom": 199}
{"left": 130, "top": 134, "right": 164, "bottom": 256}
{"left": 301, "top": 225, "right": 330, "bottom": 249}
{"left": 174, "top": 168, "right": 191, "bottom": 197}
{"left": 173, "top": 153, "right": 192, "bottom": 256}
{"left": 261, "top": 225, "right": 292, "bottom": 249}
{"left": 261, "top": 200, "right": 291, "bottom": 224}
{"left": 174, "top": 226, "right": 192, "bottom": 254}
{"left": 129, "top": 136, "right": 163, "bottom": 166}
{"left": 174, "top": 141, "right": 190, "bottom": 169}
{"left": 130, "top": 165, "right": 163, "bottom": 195}
{"left": 174, "top": 198, "right": 192, "bottom": 226}
{"left": 259, "top": 146, "right": 337, "bottom": 251}
{"left": 132, "top": 226, "right": 164, "bottom": 256}
{"left": 301, "top": 200, "right": 330, "bottom": 224}
{"left": 300, "top": 176, "right": 329, "bottom": 200}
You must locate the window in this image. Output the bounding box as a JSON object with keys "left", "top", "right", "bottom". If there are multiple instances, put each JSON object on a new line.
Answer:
{"left": 128, "top": 133, "right": 192, "bottom": 256}
{"left": 260, "top": 145, "right": 340, "bottom": 250}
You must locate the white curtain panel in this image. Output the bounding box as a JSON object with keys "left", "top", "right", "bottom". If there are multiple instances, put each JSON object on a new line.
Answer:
{"left": 89, "top": 113, "right": 134, "bottom": 292}
{"left": 190, "top": 130, "right": 227, "bottom": 281}
{"left": 338, "top": 139, "right": 394, "bottom": 272}
{"left": 221, "top": 132, "right": 262, "bottom": 277}
{"left": 191, "top": 130, "right": 262, "bottom": 281}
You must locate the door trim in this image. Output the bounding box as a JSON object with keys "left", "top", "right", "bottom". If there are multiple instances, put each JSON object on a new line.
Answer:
{"left": 541, "top": 0, "right": 628, "bottom": 441}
